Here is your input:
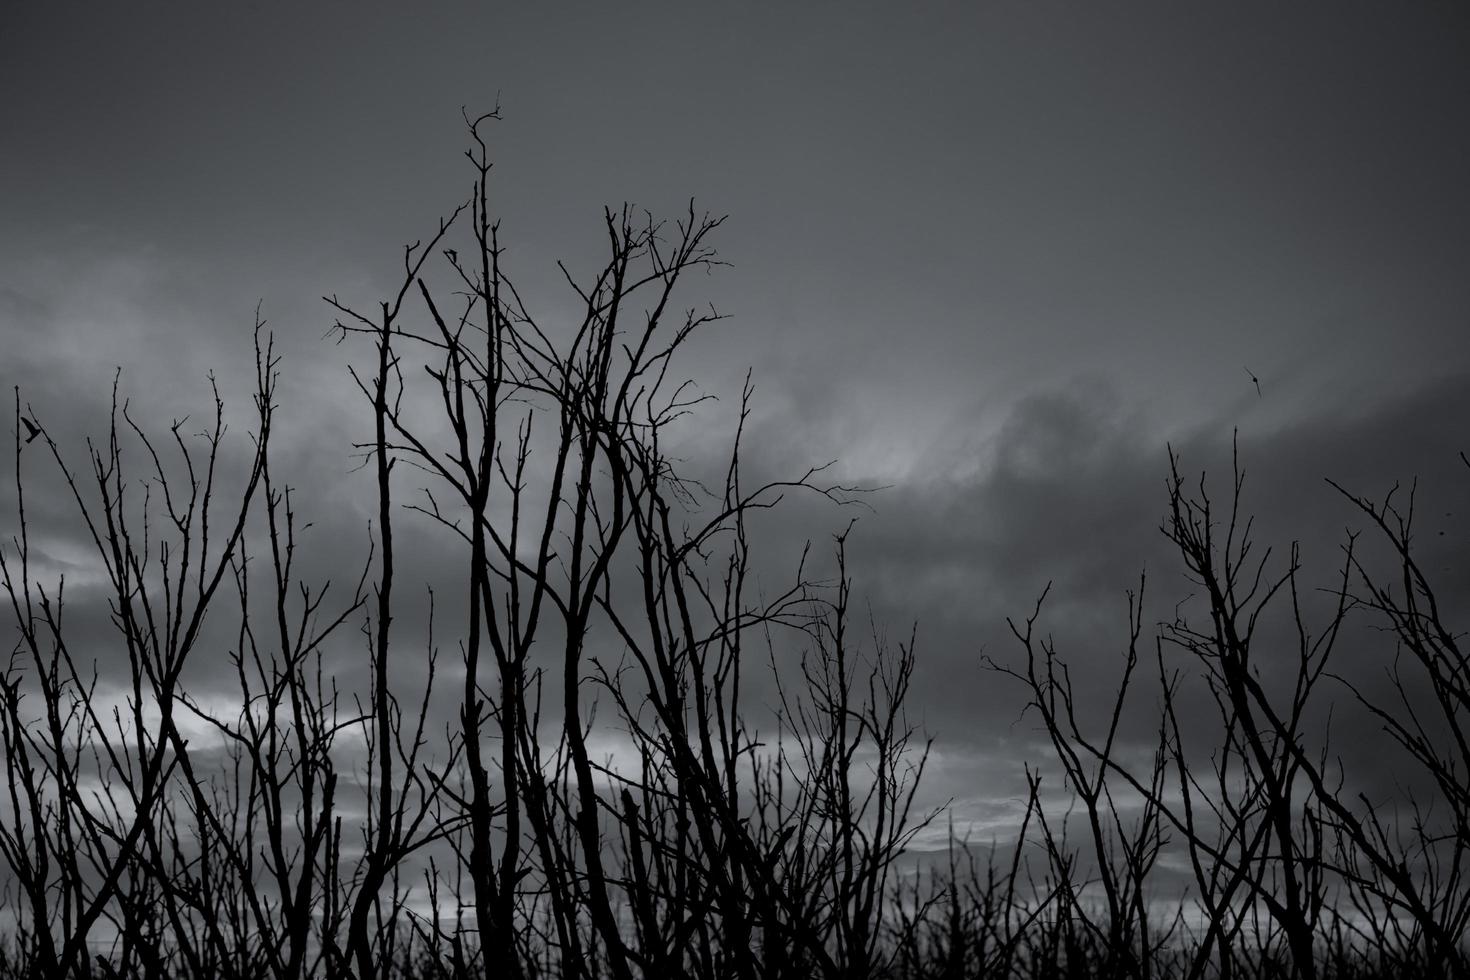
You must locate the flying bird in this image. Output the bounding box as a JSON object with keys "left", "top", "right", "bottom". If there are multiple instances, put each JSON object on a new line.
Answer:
{"left": 1243, "top": 366, "right": 1262, "bottom": 398}
{"left": 21, "top": 418, "right": 40, "bottom": 444}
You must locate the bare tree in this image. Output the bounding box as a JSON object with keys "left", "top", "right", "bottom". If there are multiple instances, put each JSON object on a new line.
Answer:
{"left": 7, "top": 107, "right": 1463, "bottom": 980}
{"left": 994, "top": 440, "right": 1469, "bottom": 980}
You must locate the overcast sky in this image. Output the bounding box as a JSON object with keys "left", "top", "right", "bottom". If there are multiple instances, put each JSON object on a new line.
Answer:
{"left": 4, "top": 2, "right": 1469, "bottom": 847}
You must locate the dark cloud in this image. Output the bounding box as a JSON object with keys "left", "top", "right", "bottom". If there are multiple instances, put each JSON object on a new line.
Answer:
{"left": 793, "top": 371, "right": 1470, "bottom": 835}
{"left": 2, "top": 0, "right": 1468, "bottom": 872}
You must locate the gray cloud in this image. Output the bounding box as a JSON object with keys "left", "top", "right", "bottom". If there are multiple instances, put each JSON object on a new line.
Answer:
{"left": 797, "top": 371, "right": 1470, "bottom": 833}
{"left": 2, "top": 0, "right": 1468, "bottom": 888}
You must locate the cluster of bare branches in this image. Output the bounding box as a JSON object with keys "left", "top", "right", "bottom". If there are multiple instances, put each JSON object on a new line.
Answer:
{"left": 0, "top": 114, "right": 933, "bottom": 980}
{"left": 1, "top": 113, "right": 1465, "bottom": 980}
{"left": 992, "top": 442, "right": 1470, "bottom": 980}
{"left": 0, "top": 329, "right": 381, "bottom": 979}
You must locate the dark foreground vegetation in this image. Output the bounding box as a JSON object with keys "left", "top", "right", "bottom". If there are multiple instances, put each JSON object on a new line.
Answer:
{"left": 2, "top": 116, "right": 1466, "bottom": 979}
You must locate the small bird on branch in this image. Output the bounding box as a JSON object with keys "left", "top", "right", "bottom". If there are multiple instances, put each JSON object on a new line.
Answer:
{"left": 1243, "top": 366, "right": 1262, "bottom": 398}
{"left": 21, "top": 418, "right": 40, "bottom": 444}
